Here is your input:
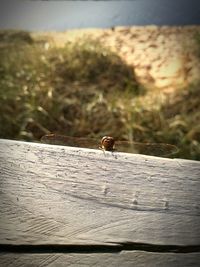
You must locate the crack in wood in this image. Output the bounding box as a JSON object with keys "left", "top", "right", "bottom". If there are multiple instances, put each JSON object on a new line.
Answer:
{"left": 0, "top": 243, "right": 199, "bottom": 254}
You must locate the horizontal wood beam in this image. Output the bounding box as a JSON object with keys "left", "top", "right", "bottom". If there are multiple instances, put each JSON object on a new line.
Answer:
{"left": 0, "top": 139, "right": 199, "bottom": 266}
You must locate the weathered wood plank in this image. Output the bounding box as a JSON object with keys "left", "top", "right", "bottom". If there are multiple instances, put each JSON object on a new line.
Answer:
{"left": 0, "top": 139, "right": 200, "bottom": 246}
{"left": 0, "top": 252, "right": 200, "bottom": 267}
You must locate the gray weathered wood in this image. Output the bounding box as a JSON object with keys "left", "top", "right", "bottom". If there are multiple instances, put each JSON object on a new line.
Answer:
{"left": 1, "top": 138, "right": 199, "bottom": 266}
{"left": 0, "top": 139, "right": 199, "bottom": 247}
{"left": 0, "top": 252, "right": 200, "bottom": 267}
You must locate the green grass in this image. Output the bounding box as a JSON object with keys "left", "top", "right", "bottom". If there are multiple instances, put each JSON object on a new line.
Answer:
{"left": 0, "top": 30, "right": 199, "bottom": 160}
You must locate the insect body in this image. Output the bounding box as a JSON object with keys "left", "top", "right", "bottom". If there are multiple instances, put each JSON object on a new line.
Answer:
{"left": 100, "top": 136, "right": 115, "bottom": 151}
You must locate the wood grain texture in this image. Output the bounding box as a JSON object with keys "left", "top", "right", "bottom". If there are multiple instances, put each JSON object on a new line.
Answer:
{"left": 0, "top": 139, "right": 200, "bottom": 247}
{"left": 0, "top": 252, "right": 200, "bottom": 267}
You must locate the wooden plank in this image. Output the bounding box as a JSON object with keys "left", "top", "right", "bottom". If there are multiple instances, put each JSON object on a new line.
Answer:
{"left": 0, "top": 252, "right": 200, "bottom": 267}
{"left": 0, "top": 139, "right": 200, "bottom": 246}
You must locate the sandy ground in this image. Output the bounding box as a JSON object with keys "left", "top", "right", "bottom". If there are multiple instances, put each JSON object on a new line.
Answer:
{"left": 33, "top": 25, "right": 200, "bottom": 92}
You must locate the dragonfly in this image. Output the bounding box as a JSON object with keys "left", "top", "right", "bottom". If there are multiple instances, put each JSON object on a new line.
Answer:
{"left": 41, "top": 133, "right": 179, "bottom": 157}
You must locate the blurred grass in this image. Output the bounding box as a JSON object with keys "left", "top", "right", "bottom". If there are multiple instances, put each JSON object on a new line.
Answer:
{"left": 0, "top": 30, "right": 199, "bottom": 160}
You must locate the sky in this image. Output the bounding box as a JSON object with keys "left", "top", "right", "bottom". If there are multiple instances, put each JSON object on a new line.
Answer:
{"left": 0, "top": 0, "right": 200, "bottom": 31}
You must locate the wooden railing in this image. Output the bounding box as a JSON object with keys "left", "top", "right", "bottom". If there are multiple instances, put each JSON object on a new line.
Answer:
{"left": 0, "top": 139, "right": 200, "bottom": 266}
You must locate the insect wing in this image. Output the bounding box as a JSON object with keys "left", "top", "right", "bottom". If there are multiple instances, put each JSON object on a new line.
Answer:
{"left": 41, "top": 134, "right": 179, "bottom": 157}
{"left": 41, "top": 134, "right": 99, "bottom": 149}
{"left": 115, "top": 140, "right": 178, "bottom": 157}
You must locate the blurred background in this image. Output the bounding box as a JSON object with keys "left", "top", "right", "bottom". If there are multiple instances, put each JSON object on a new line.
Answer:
{"left": 0, "top": 0, "right": 200, "bottom": 160}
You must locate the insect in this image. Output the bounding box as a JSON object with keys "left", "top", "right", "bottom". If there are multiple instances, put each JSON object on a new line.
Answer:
{"left": 41, "top": 133, "right": 178, "bottom": 157}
